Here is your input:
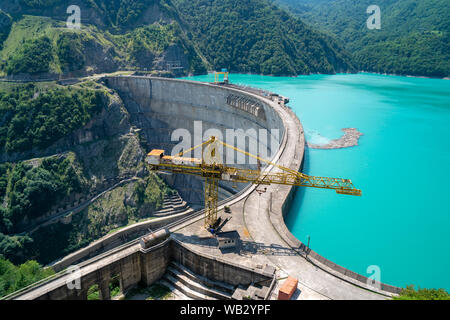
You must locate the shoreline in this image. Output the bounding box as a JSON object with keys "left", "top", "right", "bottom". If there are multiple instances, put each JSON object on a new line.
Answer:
{"left": 2, "top": 70, "right": 447, "bottom": 84}
{"left": 204, "top": 70, "right": 449, "bottom": 80}
{"left": 358, "top": 71, "right": 449, "bottom": 80}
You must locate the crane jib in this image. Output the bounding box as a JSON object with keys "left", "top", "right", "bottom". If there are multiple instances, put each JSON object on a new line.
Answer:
{"left": 146, "top": 137, "right": 362, "bottom": 228}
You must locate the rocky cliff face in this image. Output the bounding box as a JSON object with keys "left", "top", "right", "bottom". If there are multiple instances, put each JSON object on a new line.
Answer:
{"left": 0, "top": 0, "right": 207, "bottom": 78}
{"left": 0, "top": 79, "right": 176, "bottom": 264}
{"left": 0, "top": 89, "right": 129, "bottom": 164}
{"left": 0, "top": 83, "right": 148, "bottom": 227}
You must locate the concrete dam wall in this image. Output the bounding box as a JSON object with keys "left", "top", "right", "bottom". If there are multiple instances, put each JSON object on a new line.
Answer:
{"left": 105, "top": 76, "right": 284, "bottom": 208}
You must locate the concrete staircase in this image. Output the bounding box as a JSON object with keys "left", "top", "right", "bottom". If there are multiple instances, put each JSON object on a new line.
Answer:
{"left": 157, "top": 279, "right": 192, "bottom": 300}
{"left": 161, "top": 262, "right": 272, "bottom": 300}
{"left": 231, "top": 284, "right": 269, "bottom": 300}
{"left": 153, "top": 193, "right": 191, "bottom": 217}
{"left": 161, "top": 262, "right": 235, "bottom": 300}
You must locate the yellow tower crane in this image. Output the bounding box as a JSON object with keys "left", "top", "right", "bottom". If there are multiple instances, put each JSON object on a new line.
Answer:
{"left": 214, "top": 69, "right": 229, "bottom": 84}
{"left": 146, "top": 137, "right": 361, "bottom": 230}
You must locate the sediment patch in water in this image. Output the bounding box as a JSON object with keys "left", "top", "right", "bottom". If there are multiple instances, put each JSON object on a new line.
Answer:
{"left": 307, "top": 128, "right": 363, "bottom": 149}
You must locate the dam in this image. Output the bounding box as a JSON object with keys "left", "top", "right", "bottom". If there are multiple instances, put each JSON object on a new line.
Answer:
{"left": 4, "top": 76, "right": 401, "bottom": 300}
{"left": 104, "top": 76, "right": 284, "bottom": 208}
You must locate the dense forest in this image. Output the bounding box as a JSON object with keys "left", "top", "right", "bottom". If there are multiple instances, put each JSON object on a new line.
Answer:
{"left": 0, "top": 156, "right": 86, "bottom": 234}
{"left": 278, "top": 0, "right": 450, "bottom": 77}
{"left": 0, "top": 0, "right": 357, "bottom": 77}
{"left": 16, "top": 0, "right": 167, "bottom": 29}
{"left": 0, "top": 10, "right": 12, "bottom": 50}
{"left": 172, "top": 0, "right": 355, "bottom": 75}
{"left": 0, "top": 84, "right": 104, "bottom": 152}
{"left": 0, "top": 153, "right": 87, "bottom": 265}
{"left": 0, "top": 258, "right": 54, "bottom": 298}
{"left": 5, "top": 36, "right": 53, "bottom": 75}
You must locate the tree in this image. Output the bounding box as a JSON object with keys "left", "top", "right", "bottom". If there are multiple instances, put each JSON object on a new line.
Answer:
{"left": 394, "top": 285, "right": 450, "bottom": 300}
{"left": 5, "top": 36, "right": 53, "bottom": 75}
{"left": 0, "top": 257, "right": 54, "bottom": 298}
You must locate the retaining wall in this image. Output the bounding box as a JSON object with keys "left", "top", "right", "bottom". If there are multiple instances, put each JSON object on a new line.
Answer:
{"left": 171, "top": 239, "right": 273, "bottom": 288}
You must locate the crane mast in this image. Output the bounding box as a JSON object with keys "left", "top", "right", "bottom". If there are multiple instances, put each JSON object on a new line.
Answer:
{"left": 146, "top": 137, "right": 362, "bottom": 229}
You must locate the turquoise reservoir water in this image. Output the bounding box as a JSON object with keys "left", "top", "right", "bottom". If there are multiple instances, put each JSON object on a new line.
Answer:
{"left": 181, "top": 73, "right": 450, "bottom": 290}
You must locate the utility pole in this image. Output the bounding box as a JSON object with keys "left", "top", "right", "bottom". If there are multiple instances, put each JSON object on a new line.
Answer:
{"left": 256, "top": 187, "right": 267, "bottom": 216}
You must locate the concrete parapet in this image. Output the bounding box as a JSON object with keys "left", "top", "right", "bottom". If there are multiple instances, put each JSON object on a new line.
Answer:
{"left": 49, "top": 210, "right": 194, "bottom": 272}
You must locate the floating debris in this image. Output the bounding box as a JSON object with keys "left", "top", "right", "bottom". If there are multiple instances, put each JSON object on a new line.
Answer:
{"left": 307, "top": 128, "right": 363, "bottom": 149}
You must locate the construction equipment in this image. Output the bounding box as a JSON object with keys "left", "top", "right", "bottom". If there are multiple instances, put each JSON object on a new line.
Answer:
{"left": 146, "top": 137, "right": 361, "bottom": 230}
{"left": 214, "top": 69, "right": 229, "bottom": 84}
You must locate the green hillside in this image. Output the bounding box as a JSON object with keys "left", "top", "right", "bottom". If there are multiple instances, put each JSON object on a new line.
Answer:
{"left": 0, "top": 258, "right": 54, "bottom": 298}
{"left": 171, "top": 0, "right": 355, "bottom": 75}
{"left": 0, "top": 0, "right": 209, "bottom": 77}
{"left": 0, "top": 13, "right": 206, "bottom": 77}
{"left": 278, "top": 0, "right": 450, "bottom": 77}
{"left": 0, "top": 0, "right": 356, "bottom": 77}
{"left": 0, "top": 81, "right": 174, "bottom": 267}
{"left": 0, "top": 83, "right": 104, "bottom": 152}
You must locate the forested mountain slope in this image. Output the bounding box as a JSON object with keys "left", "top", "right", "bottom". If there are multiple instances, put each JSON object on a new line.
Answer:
{"left": 0, "top": 0, "right": 356, "bottom": 77}
{"left": 171, "top": 0, "right": 355, "bottom": 75}
{"left": 0, "top": 0, "right": 208, "bottom": 78}
{"left": 277, "top": 0, "right": 450, "bottom": 77}
{"left": 0, "top": 81, "right": 173, "bottom": 269}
